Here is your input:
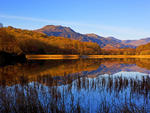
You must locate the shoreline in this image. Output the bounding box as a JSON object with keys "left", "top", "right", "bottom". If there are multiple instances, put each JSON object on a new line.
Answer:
{"left": 26, "top": 55, "right": 81, "bottom": 60}
{"left": 26, "top": 55, "right": 150, "bottom": 60}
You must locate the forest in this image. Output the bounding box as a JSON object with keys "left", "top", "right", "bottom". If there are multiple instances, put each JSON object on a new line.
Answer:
{"left": 0, "top": 27, "right": 101, "bottom": 55}
{"left": 136, "top": 43, "right": 150, "bottom": 55}
{"left": 1, "top": 26, "right": 150, "bottom": 56}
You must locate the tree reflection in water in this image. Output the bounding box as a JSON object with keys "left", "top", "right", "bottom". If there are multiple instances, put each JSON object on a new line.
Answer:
{"left": 0, "top": 58, "right": 150, "bottom": 113}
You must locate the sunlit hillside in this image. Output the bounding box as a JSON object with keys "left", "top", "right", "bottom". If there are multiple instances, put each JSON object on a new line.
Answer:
{"left": 0, "top": 27, "right": 101, "bottom": 55}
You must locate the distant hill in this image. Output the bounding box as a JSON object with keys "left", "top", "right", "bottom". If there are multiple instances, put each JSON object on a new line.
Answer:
{"left": 106, "top": 36, "right": 122, "bottom": 43}
{"left": 35, "top": 25, "right": 83, "bottom": 40}
{"left": 35, "top": 25, "right": 136, "bottom": 49}
{"left": 136, "top": 41, "right": 150, "bottom": 55}
{"left": 122, "top": 38, "right": 150, "bottom": 46}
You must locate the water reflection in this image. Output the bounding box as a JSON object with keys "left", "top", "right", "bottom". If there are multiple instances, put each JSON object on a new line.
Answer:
{"left": 0, "top": 59, "right": 101, "bottom": 86}
{"left": 0, "top": 58, "right": 150, "bottom": 113}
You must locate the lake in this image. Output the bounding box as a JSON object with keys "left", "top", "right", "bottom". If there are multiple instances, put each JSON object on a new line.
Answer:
{"left": 0, "top": 58, "right": 150, "bottom": 113}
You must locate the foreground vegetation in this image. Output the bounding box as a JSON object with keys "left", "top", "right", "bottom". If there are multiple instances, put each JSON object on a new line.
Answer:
{"left": 0, "top": 72, "right": 149, "bottom": 113}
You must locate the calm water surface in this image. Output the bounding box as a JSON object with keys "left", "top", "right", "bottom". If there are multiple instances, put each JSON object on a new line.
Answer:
{"left": 0, "top": 58, "right": 150, "bottom": 113}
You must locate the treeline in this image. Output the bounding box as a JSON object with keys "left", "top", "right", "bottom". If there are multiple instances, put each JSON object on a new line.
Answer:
{"left": 102, "top": 43, "right": 150, "bottom": 55}
{"left": 136, "top": 43, "right": 150, "bottom": 55}
{"left": 101, "top": 48, "right": 136, "bottom": 55}
{"left": 1, "top": 26, "right": 150, "bottom": 55}
{"left": 0, "top": 27, "right": 101, "bottom": 55}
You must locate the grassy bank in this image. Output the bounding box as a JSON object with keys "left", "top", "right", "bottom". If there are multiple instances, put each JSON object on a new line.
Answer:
{"left": 88, "top": 55, "right": 150, "bottom": 58}
{"left": 26, "top": 55, "right": 150, "bottom": 60}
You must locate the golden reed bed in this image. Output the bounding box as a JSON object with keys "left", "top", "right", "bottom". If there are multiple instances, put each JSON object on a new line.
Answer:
{"left": 26, "top": 55, "right": 80, "bottom": 60}
{"left": 88, "top": 55, "right": 150, "bottom": 58}
{"left": 26, "top": 55, "right": 150, "bottom": 60}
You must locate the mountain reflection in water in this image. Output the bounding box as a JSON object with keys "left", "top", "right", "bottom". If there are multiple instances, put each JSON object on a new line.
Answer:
{"left": 0, "top": 58, "right": 150, "bottom": 113}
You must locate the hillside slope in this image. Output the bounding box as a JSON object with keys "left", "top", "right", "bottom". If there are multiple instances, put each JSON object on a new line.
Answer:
{"left": 122, "top": 38, "right": 150, "bottom": 46}
{"left": 35, "top": 25, "right": 136, "bottom": 49}
{"left": 0, "top": 26, "right": 101, "bottom": 55}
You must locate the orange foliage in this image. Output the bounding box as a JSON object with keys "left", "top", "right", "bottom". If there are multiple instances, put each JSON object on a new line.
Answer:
{"left": 0, "top": 27, "right": 101, "bottom": 55}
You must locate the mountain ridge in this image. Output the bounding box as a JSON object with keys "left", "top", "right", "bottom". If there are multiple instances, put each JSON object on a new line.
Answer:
{"left": 35, "top": 25, "right": 137, "bottom": 49}
{"left": 122, "top": 37, "right": 150, "bottom": 46}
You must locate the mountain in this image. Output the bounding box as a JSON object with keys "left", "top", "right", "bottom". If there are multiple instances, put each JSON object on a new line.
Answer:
{"left": 106, "top": 36, "right": 122, "bottom": 43}
{"left": 122, "top": 37, "right": 150, "bottom": 46}
{"left": 0, "top": 26, "right": 101, "bottom": 55}
{"left": 35, "top": 25, "right": 136, "bottom": 49}
{"left": 35, "top": 25, "right": 84, "bottom": 40}
{"left": 0, "top": 23, "right": 3, "bottom": 27}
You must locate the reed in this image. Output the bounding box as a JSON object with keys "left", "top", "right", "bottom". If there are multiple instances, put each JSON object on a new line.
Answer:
{"left": 26, "top": 55, "right": 150, "bottom": 60}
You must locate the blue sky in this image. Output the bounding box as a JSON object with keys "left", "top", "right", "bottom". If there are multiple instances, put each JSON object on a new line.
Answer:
{"left": 0, "top": 0, "right": 150, "bottom": 40}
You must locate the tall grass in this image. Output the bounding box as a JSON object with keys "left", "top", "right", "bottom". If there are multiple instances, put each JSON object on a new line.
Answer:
{"left": 0, "top": 72, "right": 150, "bottom": 113}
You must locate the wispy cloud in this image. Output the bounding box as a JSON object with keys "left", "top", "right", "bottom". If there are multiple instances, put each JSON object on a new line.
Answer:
{"left": 0, "top": 14, "right": 150, "bottom": 39}
{"left": 0, "top": 14, "right": 69, "bottom": 24}
{"left": 0, "top": 14, "right": 93, "bottom": 27}
{"left": 0, "top": 14, "right": 91, "bottom": 29}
